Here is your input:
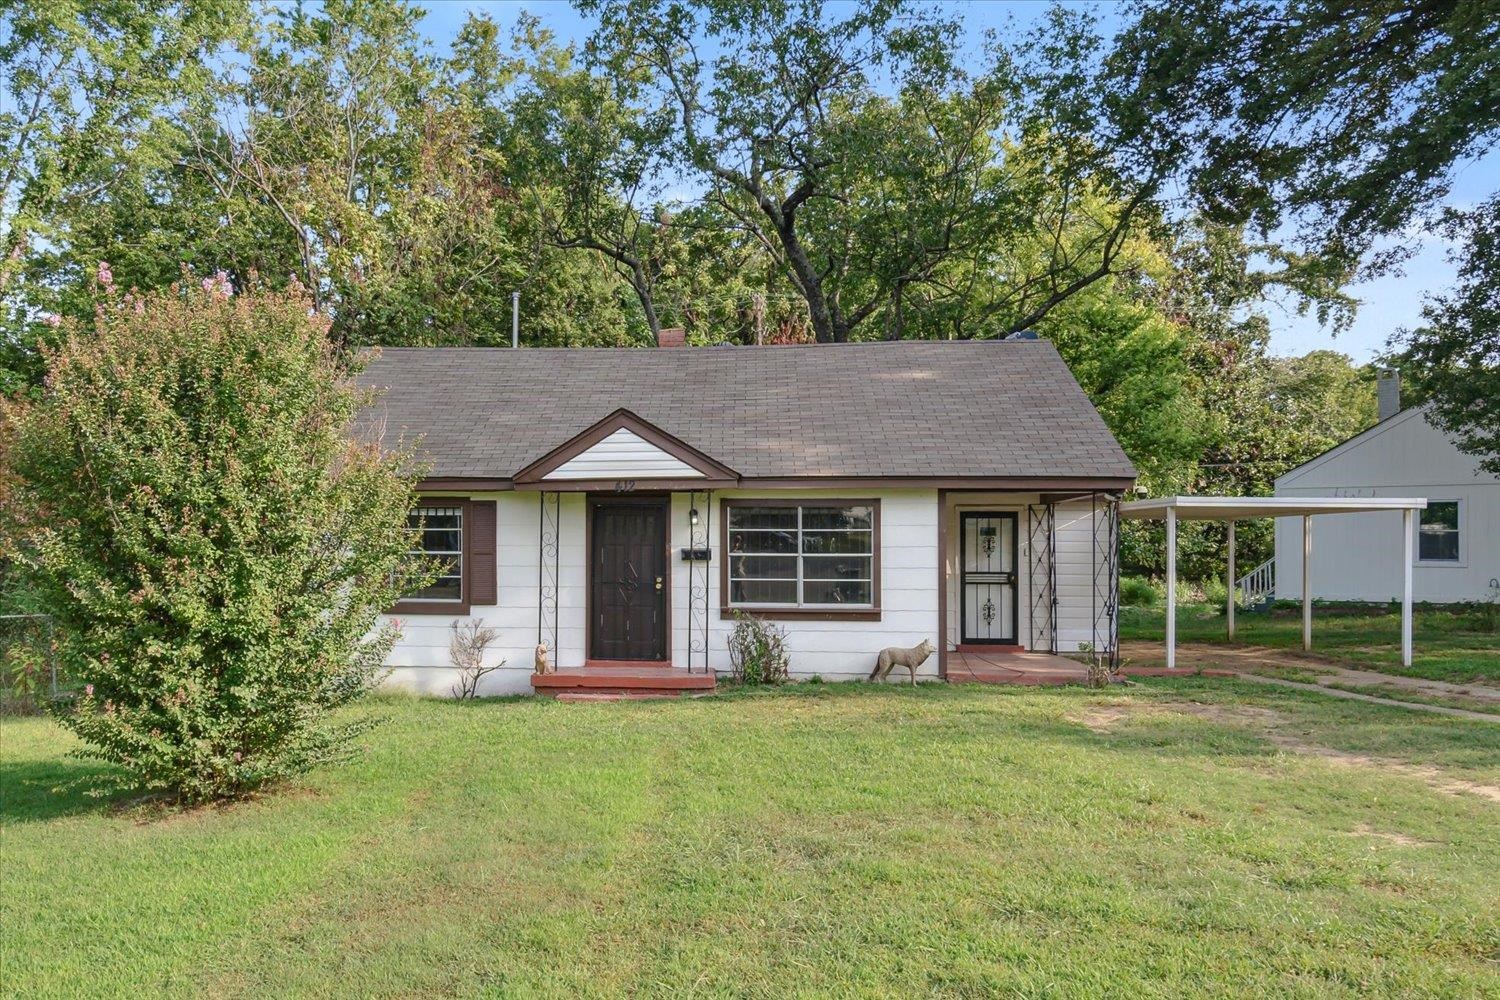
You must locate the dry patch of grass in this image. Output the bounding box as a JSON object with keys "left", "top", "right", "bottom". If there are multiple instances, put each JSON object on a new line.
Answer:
{"left": 1345, "top": 823, "right": 1434, "bottom": 848}
{"left": 1078, "top": 693, "right": 1500, "bottom": 804}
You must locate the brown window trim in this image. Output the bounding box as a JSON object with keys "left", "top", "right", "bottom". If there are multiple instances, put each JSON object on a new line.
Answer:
{"left": 392, "top": 497, "right": 474, "bottom": 616}
{"left": 720, "top": 608, "right": 883, "bottom": 622}
{"left": 719, "top": 497, "right": 881, "bottom": 621}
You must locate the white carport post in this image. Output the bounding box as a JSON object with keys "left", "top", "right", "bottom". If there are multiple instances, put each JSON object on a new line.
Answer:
{"left": 1165, "top": 506, "right": 1177, "bottom": 670}
{"left": 1301, "top": 514, "right": 1313, "bottom": 651}
{"left": 1121, "top": 496, "right": 1429, "bottom": 675}
{"left": 1402, "top": 508, "right": 1414, "bottom": 667}
{"left": 1226, "top": 520, "right": 1236, "bottom": 640}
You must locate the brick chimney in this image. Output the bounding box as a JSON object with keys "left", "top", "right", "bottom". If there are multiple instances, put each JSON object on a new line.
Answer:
{"left": 656, "top": 326, "right": 685, "bottom": 348}
{"left": 1377, "top": 368, "right": 1401, "bottom": 421}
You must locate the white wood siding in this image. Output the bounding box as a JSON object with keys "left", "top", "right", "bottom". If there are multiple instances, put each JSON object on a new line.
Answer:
{"left": 544, "top": 429, "right": 705, "bottom": 480}
{"left": 691, "top": 488, "right": 942, "bottom": 681}
{"left": 1274, "top": 409, "right": 1499, "bottom": 603}
{"left": 379, "top": 486, "right": 1115, "bottom": 696}
{"left": 1052, "top": 500, "right": 1111, "bottom": 652}
{"left": 943, "top": 494, "right": 1107, "bottom": 654}
{"left": 379, "top": 492, "right": 585, "bottom": 697}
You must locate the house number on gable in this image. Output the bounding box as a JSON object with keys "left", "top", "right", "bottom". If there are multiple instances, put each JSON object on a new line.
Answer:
{"left": 613, "top": 480, "right": 637, "bottom": 493}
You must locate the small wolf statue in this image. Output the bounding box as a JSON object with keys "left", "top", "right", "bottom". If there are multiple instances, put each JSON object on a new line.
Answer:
{"left": 869, "top": 639, "right": 936, "bottom": 686}
{"left": 534, "top": 642, "right": 551, "bottom": 675}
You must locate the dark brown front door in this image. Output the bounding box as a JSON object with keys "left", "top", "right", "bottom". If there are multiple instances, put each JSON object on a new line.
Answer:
{"left": 590, "top": 498, "right": 669, "bottom": 661}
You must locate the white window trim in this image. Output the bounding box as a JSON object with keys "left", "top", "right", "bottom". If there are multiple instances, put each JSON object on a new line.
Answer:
{"left": 409, "top": 504, "right": 466, "bottom": 602}
{"left": 726, "top": 503, "right": 876, "bottom": 609}
{"left": 1414, "top": 497, "right": 1465, "bottom": 568}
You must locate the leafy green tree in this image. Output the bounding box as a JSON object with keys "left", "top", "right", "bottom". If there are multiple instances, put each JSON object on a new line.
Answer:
{"left": 1107, "top": 0, "right": 1500, "bottom": 284}
{"left": 581, "top": 0, "right": 1170, "bottom": 344}
{"left": 1396, "top": 201, "right": 1500, "bottom": 473}
{"left": 0, "top": 277, "right": 430, "bottom": 803}
{"left": 1107, "top": 0, "right": 1500, "bottom": 459}
{"left": 0, "top": 0, "right": 251, "bottom": 391}
{"left": 1038, "top": 287, "right": 1206, "bottom": 491}
{"left": 508, "top": 19, "right": 681, "bottom": 337}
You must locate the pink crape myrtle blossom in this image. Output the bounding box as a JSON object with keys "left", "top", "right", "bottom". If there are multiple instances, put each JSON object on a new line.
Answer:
{"left": 201, "top": 270, "right": 233, "bottom": 299}
{"left": 96, "top": 260, "right": 113, "bottom": 287}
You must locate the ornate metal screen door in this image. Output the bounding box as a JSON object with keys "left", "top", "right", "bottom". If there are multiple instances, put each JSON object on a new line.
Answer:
{"left": 960, "top": 512, "right": 1018, "bottom": 644}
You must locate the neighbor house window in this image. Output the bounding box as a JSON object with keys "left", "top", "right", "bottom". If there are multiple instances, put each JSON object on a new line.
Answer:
{"left": 1417, "top": 500, "right": 1461, "bottom": 563}
{"left": 407, "top": 505, "right": 464, "bottom": 601}
{"left": 725, "top": 502, "right": 876, "bottom": 607}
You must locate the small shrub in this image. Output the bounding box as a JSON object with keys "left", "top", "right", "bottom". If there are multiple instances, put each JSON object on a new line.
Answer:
{"left": 1476, "top": 588, "right": 1500, "bottom": 633}
{"left": 726, "top": 611, "right": 790, "bottom": 685}
{"left": 449, "top": 619, "right": 503, "bottom": 699}
{"left": 1119, "top": 576, "right": 1158, "bottom": 607}
{"left": 0, "top": 611, "right": 56, "bottom": 714}
{"left": 1077, "top": 641, "right": 1110, "bottom": 688}
{"left": 1201, "top": 576, "right": 1228, "bottom": 607}
{"left": 2, "top": 643, "right": 48, "bottom": 712}
{"left": 0, "top": 275, "right": 432, "bottom": 804}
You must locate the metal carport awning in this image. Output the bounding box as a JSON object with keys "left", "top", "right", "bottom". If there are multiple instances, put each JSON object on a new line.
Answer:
{"left": 1120, "top": 496, "right": 1429, "bottom": 668}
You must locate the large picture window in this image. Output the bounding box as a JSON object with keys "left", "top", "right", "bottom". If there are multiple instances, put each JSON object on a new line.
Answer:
{"left": 725, "top": 501, "right": 876, "bottom": 608}
{"left": 407, "top": 505, "right": 464, "bottom": 601}
{"left": 1417, "top": 500, "right": 1461, "bottom": 563}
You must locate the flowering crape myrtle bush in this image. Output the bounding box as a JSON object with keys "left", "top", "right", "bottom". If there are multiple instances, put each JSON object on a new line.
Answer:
{"left": 0, "top": 269, "right": 432, "bottom": 803}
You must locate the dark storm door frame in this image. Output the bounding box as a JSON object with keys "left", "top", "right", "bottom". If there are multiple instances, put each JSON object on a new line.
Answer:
{"left": 587, "top": 495, "right": 671, "bottom": 662}
{"left": 959, "top": 510, "right": 1019, "bottom": 645}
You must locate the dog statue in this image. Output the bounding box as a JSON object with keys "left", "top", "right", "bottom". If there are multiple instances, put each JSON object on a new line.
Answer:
{"left": 534, "top": 642, "right": 551, "bottom": 674}
{"left": 869, "top": 639, "right": 936, "bottom": 686}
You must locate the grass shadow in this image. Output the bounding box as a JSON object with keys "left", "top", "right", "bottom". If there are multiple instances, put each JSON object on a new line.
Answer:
{"left": 0, "top": 756, "right": 128, "bottom": 824}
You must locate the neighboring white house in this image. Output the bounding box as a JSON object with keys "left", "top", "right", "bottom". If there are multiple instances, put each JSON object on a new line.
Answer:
{"left": 359, "top": 336, "right": 1134, "bottom": 696}
{"left": 1274, "top": 374, "right": 1499, "bottom": 604}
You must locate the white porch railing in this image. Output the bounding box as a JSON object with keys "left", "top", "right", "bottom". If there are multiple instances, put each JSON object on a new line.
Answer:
{"left": 1236, "top": 557, "right": 1275, "bottom": 609}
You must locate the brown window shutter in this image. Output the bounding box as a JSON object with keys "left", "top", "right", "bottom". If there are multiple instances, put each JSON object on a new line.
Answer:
{"left": 467, "top": 500, "right": 498, "bottom": 606}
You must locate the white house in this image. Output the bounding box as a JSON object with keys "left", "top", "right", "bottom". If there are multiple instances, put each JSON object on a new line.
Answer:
{"left": 1274, "top": 374, "right": 1499, "bottom": 604}
{"left": 359, "top": 335, "right": 1135, "bottom": 696}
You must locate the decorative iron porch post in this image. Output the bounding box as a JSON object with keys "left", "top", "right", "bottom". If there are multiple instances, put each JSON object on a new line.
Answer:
{"left": 537, "top": 491, "right": 560, "bottom": 658}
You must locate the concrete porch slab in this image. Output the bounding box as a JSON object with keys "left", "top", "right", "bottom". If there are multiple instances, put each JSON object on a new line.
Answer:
{"left": 947, "top": 649, "right": 1100, "bottom": 686}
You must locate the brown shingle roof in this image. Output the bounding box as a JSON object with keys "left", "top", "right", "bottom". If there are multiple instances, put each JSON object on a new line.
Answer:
{"left": 358, "top": 340, "right": 1135, "bottom": 483}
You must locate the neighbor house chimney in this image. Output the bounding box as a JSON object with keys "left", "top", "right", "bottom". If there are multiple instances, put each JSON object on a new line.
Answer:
{"left": 1377, "top": 368, "right": 1401, "bottom": 421}
{"left": 656, "top": 326, "right": 685, "bottom": 348}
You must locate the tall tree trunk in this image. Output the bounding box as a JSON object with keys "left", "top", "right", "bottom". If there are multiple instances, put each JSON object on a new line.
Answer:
{"left": 774, "top": 219, "right": 840, "bottom": 342}
{"left": 629, "top": 258, "right": 661, "bottom": 338}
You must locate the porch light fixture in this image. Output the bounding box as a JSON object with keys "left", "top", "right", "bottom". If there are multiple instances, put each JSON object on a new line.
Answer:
{"left": 689, "top": 507, "right": 700, "bottom": 527}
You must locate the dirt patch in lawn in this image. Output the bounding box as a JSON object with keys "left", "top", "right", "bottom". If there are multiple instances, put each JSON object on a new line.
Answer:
{"left": 1074, "top": 699, "right": 1287, "bottom": 733}
{"left": 1120, "top": 641, "right": 1500, "bottom": 711}
{"left": 1081, "top": 697, "right": 1500, "bottom": 805}
{"left": 1256, "top": 732, "right": 1500, "bottom": 805}
{"left": 1074, "top": 703, "right": 1146, "bottom": 732}
{"left": 1346, "top": 823, "right": 1433, "bottom": 847}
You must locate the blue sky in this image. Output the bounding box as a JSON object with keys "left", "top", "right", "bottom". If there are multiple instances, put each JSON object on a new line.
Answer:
{"left": 415, "top": 0, "right": 1497, "bottom": 363}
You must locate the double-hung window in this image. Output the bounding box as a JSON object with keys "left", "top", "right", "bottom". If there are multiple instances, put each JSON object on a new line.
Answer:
{"left": 407, "top": 504, "right": 464, "bottom": 601}
{"left": 725, "top": 501, "right": 877, "bottom": 609}
{"left": 1417, "top": 500, "right": 1461, "bottom": 563}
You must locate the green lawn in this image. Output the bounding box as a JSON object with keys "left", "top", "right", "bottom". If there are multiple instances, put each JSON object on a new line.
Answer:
{"left": 3, "top": 684, "right": 1498, "bottom": 998}
{"left": 1121, "top": 603, "right": 1500, "bottom": 684}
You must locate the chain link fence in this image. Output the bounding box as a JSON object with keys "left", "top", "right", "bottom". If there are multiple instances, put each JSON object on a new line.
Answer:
{"left": 0, "top": 613, "right": 59, "bottom": 714}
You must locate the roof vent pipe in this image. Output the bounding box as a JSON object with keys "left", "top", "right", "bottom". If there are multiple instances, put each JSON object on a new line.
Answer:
{"left": 1377, "top": 368, "right": 1400, "bottom": 421}
{"left": 511, "top": 291, "right": 520, "bottom": 348}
